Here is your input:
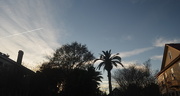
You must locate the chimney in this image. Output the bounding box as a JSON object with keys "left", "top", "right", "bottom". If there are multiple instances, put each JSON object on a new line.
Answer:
{"left": 17, "top": 50, "right": 24, "bottom": 65}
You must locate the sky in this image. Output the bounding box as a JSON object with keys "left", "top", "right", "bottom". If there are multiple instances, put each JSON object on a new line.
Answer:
{"left": 0, "top": 0, "right": 180, "bottom": 92}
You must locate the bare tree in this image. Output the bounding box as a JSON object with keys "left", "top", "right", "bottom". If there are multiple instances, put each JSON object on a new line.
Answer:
{"left": 113, "top": 60, "right": 156, "bottom": 90}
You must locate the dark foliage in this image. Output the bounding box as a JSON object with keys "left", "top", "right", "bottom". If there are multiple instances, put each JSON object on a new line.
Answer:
{"left": 0, "top": 42, "right": 105, "bottom": 96}
{"left": 61, "top": 66, "right": 103, "bottom": 96}
{"left": 112, "top": 60, "right": 160, "bottom": 96}
{"left": 36, "top": 42, "right": 104, "bottom": 96}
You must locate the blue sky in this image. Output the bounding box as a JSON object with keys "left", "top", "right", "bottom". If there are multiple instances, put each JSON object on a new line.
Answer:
{"left": 0, "top": 0, "right": 180, "bottom": 91}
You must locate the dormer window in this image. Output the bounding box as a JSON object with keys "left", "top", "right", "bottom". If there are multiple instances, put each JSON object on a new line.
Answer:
{"left": 168, "top": 51, "right": 172, "bottom": 59}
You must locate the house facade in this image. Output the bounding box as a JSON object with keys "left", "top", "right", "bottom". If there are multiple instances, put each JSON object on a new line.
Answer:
{"left": 0, "top": 50, "right": 34, "bottom": 96}
{"left": 157, "top": 43, "right": 180, "bottom": 96}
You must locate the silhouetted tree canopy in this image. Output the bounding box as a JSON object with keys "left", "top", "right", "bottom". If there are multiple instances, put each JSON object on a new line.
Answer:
{"left": 29, "top": 71, "right": 50, "bottom": 96}
{"left": 41, "top": 42, "right": 95, "bottom": 70}
{"left": 62, "top": 66, "right": 103, "bottom": 96}
{"left": 38, "top": 42, "right": 104, "bottom": 96}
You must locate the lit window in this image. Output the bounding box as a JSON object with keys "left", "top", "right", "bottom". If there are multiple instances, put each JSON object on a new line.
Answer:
{"left": 171, "top": 68, "right": 174, "bottom": 73}
{"left": 162, "top": 75, "right": 164, "bottom": 80}
{"left": 171, "top": 68, "right": 175, "bottom": 80}
{"left": 165, "top": 73, "right": 167, "bottom": 78}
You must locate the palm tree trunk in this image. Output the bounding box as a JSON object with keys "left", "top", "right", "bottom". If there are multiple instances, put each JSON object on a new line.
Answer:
{"left": 107, "top": 70, "right": 112, "bottom": 95}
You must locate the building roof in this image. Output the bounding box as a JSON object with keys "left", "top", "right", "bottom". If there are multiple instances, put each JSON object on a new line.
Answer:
{"left": 0, "top": 52, "right": 16, "bottom": 64}
{"left": 0, "top": 51, "right": 34, "bottom": 74}
{"left": 161, "top": 43, "right": 180, "bottom": 70}
{"left": 156, "top": 43, "right": 180, "bottom": 77}
{"left": 168, "top": 43, "right": 180, "bottom": 51}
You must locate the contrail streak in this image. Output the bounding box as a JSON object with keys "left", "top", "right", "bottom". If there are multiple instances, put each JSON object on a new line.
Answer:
{"left": 0, "top": 28, "right": 43, "bottom": 39}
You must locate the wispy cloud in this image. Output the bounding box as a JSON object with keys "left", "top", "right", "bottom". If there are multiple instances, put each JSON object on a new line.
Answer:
{"left": 153, "top": 37, "right": 180, "bottom": 47}
{"left": 0, "top": 0, "right": 67, "bottom": 70}
{"left": 151, "top": 55, "right": 163, "bottom": 61}
{"left": 121, "top": 60, "right": 138, "bottom": 67}
{"left": 119, "top": 47, "right": 154, "bottom": 58}
{"left": 112, "top": 60, "right": 143, "bottom": 69}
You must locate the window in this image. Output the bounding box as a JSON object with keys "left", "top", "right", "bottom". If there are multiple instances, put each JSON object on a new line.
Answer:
{"left": 165, "top": 72, "right": 167, "bottom": 78}
{"left": 161, "top": 75, "right": 165, "bottom": 85}
{"left": 168, "top": 51, "right": 172, "bottom": 59}
{"left": 162, "top": 75, "right": 164, "bottom": 80}
{"left": 171, "top": 68, "right": 175, "bottom": 80}
{"left": 171, "top": 68, "right": 174, "bottom": 73}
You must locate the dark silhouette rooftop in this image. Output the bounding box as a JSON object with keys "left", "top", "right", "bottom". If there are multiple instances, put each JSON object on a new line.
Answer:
{"left": 167, "top": 43, "right": 180, "bottom": 51}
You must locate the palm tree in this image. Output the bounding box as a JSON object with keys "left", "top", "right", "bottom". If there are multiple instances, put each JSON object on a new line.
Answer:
{"left": 94, "top": 50, "right": 123, "bottom": 95}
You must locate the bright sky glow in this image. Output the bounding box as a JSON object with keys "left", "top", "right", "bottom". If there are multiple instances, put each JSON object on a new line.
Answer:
{"left": 0, "top": 0, "right": 180, "bottom": 92}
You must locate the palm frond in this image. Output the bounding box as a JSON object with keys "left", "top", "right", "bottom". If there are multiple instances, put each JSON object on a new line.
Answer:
{"left": 111, "top": 56, "right": 121, "bottom": 62}
{"left": 108, "top": 50, "right": 111, "bottom": 54}
{"left": 112, "top": 61, "right": 118, "bottom": 67}
{"left": 97, "top": 62, "right": 105, "bottom": 70}
{"left": 93, "top": 59, "right": 101, "bottom": 64}
{"left": 102, "top": 51, "right": 106, "bottom": 55}
{"left": 107, "top": 50, "right": 112, "bottom": 57}
{"left": 102, "top": 50, "right": 112, "bottom": 58}
{"left": 100, "top": 54, "right": 105, "bottom": 59}
{"left": 113, "top": 61, "right": 124, "bottom": 67}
